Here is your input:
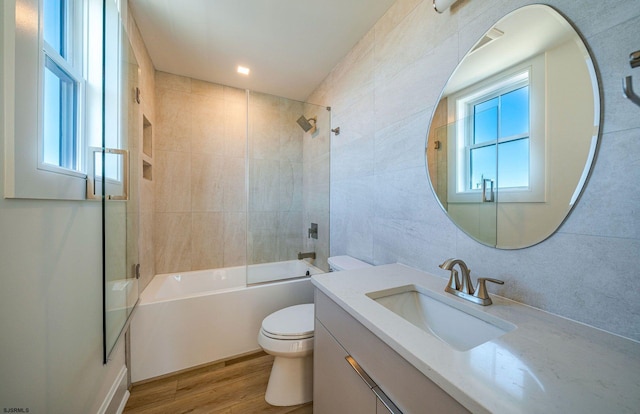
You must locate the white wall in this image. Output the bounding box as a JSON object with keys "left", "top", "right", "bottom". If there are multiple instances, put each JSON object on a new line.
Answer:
{"left": 0, "top": 1, "right": 126, "bottom": 412}
{"left": 316, "top": 0, "right": 640, "bottom": 341}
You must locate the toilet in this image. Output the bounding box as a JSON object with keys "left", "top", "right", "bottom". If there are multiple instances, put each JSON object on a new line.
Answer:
{"left": 258, "top": 255, "right": 372, "bottom": 406}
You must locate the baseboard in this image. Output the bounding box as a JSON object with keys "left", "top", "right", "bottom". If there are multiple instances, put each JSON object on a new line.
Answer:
{"left": 116, "top": 390, "right": 130, "bottom": 414}
{"left": 97, "top": 365, "right": 129, "bottom": 414}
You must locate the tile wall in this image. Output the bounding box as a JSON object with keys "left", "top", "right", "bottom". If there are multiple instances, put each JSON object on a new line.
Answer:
{"left": 308, "top": 0, "right": 640, "bottom": 341}
{"left": 153, "top": 73, "right": 248, "bottom": 274}
{"left": 151, "top": 77, "right": 329, "bottom": 275}
{"left": 248, "top": 92, "right": 304, "bottom": 266}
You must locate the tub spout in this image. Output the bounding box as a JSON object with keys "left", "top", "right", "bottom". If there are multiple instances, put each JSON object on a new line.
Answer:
{"left": 298, "top": 252, "right": 316, "bottom": 260}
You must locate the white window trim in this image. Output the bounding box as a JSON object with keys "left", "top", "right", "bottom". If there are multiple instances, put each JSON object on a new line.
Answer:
{"left": 446, "top": 54, "right": 547, "bottom": 204}
{"left": 3, "top": 0, "right": 103, "bottom": 200}
{"left": 39, "top": 0, "right": 86, "bottom": 177}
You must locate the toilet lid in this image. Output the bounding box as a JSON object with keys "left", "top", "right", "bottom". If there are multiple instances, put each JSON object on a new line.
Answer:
{"left": 262, "top": 303, "right": 314, "bottom": 339}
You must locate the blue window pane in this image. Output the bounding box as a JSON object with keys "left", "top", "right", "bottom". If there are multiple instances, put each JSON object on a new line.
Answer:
{"left": 473, "top": 97, "right": 498, "bottom": 144}
{"left": 44, "top": 0, "right": 66, "bottom": 57}
{"left": 43, "top": 57, "right": 77, "bottom": 170}
{"left": 43, "top": 66, "right": 61, "bottom": 166}
{"left": 470, "top": 144, "right": 496, "bottom": 190}
{"left": 500, "top": 86, "right": 529, "bottom": 138}
{"left": 498, "top": 138, "right": 529, "bottom": 188}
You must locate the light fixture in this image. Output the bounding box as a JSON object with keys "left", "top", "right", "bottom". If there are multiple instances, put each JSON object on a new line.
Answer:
{"left": 237, "top": 65, "right": 250, "bottom": 75}
{"left": 433, "top": 0, "right": 457, "bottom": 13}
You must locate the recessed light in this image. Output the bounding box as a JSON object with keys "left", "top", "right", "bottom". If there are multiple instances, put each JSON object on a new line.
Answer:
{"left": 237, "top": 66, "right": 250, "bottom": 75}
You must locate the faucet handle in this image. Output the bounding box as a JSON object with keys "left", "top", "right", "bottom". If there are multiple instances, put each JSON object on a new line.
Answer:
{"left": 473, "top": 278, "right": 504, "bottom": 305}
{"left": 445, "top": 269, "right": 460, "bottom": 293}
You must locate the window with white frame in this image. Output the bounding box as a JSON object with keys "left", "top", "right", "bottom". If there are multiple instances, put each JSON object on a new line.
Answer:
{"left": 42, "top": 0, "right": 84, "bottom": 173}
{"left": 4, "top": 0, "right": 104, "bottom": 200}
{"left": 464, "top": 72, "right": 529, "bottom": 191}
{"left": 448, "top": 56, "right": 546, "bottom": 203}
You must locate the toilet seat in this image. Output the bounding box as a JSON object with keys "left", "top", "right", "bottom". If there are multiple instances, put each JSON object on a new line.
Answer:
{"left": 261, "top": 303, "right": 314, "bottom": 340}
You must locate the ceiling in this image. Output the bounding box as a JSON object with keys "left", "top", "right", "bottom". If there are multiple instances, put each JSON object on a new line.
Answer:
{"left": 443, "top": 5, "right": 577, "bottom": 95}
{"left": 129, "top": 0, "right": 395, "bottom": 102}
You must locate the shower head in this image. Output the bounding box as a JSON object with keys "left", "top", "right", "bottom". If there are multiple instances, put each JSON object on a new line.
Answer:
{"left": 296, "top": 115, "right": 317, "bottom": 133}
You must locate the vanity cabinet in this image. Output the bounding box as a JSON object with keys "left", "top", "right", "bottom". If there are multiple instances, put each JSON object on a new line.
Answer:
{"left": 313, "top": 289, "right": 469, "bottom": 414}
{"left": 314, "top": 321, "right": 377, "bottom": 413}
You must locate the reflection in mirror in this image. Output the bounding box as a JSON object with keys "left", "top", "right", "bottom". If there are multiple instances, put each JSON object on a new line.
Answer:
{"left": 426, "top": 4, "right": 600, "bottom": 249}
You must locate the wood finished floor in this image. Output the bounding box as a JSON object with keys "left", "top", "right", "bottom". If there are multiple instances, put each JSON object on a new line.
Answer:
{"left": 123, "top": 351, "right": 313, "bottom": 414}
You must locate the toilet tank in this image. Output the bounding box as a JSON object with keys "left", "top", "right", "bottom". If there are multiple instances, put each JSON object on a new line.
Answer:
{"left": 327, "top": 255, "right": 372, "bottom": 272}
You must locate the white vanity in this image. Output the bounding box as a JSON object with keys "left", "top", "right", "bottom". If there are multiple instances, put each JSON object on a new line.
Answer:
{"left": 311, "top": 264, "right": 640, "bottom": 413}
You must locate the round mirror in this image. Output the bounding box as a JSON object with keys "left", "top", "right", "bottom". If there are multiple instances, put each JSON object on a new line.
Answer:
{"left": 426, "top": 4, "right": 600, "bottom": 249}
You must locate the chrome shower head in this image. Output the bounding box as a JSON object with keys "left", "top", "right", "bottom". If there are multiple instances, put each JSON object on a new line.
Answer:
{"left": 296, "top": 115, "right": 316, "bottom": 133}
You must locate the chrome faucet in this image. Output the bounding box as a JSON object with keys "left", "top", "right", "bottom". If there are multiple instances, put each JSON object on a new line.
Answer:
{"left": 439, "top": 258, "right": 504, "bottom": 305}
{"left": 298, "top": 251, "right": 316, "bottom": 260}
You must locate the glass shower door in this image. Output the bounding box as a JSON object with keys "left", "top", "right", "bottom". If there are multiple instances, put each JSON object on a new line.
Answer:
{"left": 246, "top": 93, "right": 331, "bottom": 284}
{"left": 101, "top": 0, "right": 140, "bottom": 362}
{"left": 426, "top": 108, "right": 498, "bottom": 247}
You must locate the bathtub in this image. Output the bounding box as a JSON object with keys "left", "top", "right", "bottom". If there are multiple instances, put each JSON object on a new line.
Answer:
{"left": 130, "top": 260, "right": 323, "bottom": 382}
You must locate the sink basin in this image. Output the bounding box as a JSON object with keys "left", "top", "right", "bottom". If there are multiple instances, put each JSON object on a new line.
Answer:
{"left": 366, "top": 284, "right": 516, "bottom": 351}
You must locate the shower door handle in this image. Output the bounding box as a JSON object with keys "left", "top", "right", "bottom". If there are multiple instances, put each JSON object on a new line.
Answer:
{"left": 482, "top": 178, "right": 494, "bottom": 203}
{"left": 87, "top": 147, "right": 129, "bottom": 200}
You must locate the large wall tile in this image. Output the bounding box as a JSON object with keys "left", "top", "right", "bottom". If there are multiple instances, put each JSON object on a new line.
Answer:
{"left": 560, "top": 128, "right": 640, "bottom": 239}
{"left": 191, "top": 94, "right": 225, "bottom": 156}
{"left": 374, "top": 108, "right": 432, "bottom": 174}
{"left": 155, "top": 71, "right": 191, "bottom": 92}
{"left": 191, "top": 212, "right": 224, "bottom": 271}
{"left": 223, "top": 212, "right": 247, "bottom": 267}
{"left": 373, "top": 34, "right": 458, "bottom": 130}
{"left": 331, "top": 136, "right": 375, "bottom": 181}
{"left": 249, "top": 159, "right": 280, "bottom": 212}
{"left": 330, "top": 90, "right": 375, "bottom": 150}
{"left": 155, "top": 150, "right": 191, "bottom": 213}
{"left": 154, "top": 212, "right": 192, "bottom": 274}
{"left": 155, "top": 87, "right": 192, "bottom": 153}
{"left": 191, "top": 153, "right": 224, "bottom": 212}
{"left": 223, "top": 157, "right": 246, "bottom": 212}
{"left": 375, "top": 1, "right": 456, "bottom": 83}
{"left": 279, "top": 161, "right": 303, "bottom": 212}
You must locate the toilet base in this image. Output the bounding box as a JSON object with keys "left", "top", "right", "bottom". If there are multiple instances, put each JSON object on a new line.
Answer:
{"left": 265, "top": 353, "right": 313, "bottom": 406}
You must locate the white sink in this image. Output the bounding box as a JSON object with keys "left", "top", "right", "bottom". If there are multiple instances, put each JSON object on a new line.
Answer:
{"left": 366, "top": 284, "right": 516, "bottom": 351}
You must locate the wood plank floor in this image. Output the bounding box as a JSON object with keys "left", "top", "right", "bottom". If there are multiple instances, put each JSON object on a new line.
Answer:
{"left": 124, "top": 351, "right": 313, "bottom": 414}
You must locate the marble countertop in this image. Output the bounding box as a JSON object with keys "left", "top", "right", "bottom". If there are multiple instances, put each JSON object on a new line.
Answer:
{"left": 311, "top": 263, "right": 640, "bottom": 414}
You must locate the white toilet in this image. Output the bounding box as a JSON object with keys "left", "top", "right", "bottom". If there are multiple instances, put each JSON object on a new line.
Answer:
{"left": 258, "top": 255, "right": 372, "bottom": 406}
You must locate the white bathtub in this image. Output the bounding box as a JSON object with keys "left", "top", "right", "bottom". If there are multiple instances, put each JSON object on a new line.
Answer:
{"left": 130, "top": 260, "right": 323, "bottom": 382}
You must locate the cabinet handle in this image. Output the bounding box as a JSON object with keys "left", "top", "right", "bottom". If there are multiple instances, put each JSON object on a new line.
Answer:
{"left": 344, "top": 355, "right": 403, "bottom": 414}
{"left": 373, "top": 386, "right": 403, "bottom": 414}
{"left": 345, "top": 355, "right": 376, "bottom": 389}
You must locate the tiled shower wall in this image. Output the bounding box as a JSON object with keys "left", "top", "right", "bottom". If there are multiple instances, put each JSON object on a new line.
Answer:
{"left": 152, "top": 75, "right": 327, "bottom": 274}
{"left": 248, "top": 96, "right": 332, "bottom": 270}
{"left": 309, "top": 0, "right": 640, "bottom": 341}
{"left": 153, "top": 72, "right": 248, "bottom": 274}
{"left": 247, "top": 93, "right": 305, "bottom": 266}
